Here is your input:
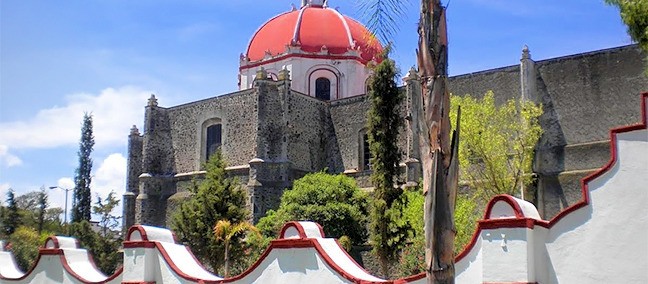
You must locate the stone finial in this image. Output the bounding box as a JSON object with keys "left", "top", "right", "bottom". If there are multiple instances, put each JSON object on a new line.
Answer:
{"left": 255, "top": 67, "right": 268, "bottom": 80}
{"left": 521, "top": 45, "right": 531, "bottom": 60}
{"left": 148, "top": 94, "right": 158, "bottom": 107}
{"left": 130, "top": 125, "right": 140, "bottom": 136}
{"left": 403, "top": 66, "right": 420, "bottom": 82}
{"left": 278, "top": 67, "right": 291, "bottom": 81}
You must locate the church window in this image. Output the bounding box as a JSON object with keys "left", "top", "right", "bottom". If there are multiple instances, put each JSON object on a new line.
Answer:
{"left": 206, "top": 124, "right": 222, "bottom": 160}
{"left": 315, "top": 77, "right": 331, "bottom": 100}
{"left": 361, "top": 132, "right": 372, "bottom": 171}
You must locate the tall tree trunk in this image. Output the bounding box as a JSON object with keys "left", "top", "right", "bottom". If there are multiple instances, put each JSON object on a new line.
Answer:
{"left": 416, "top": 0, "right": 459, "bottom": 283}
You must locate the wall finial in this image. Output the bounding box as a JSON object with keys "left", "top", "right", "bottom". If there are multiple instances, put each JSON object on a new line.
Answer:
{"left": 130, "top": 125, "right": 140, "bottom": 136}
{"left": 521, "top": 45, "right": 531, "bottom": 60}
{"left": 148, "top": 94, "right": 158, "bottom": 107}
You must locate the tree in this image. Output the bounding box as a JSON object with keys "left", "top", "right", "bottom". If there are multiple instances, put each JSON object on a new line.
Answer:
{"left": 4, "top": 189, "right": 21, "bottom": 236}
{"left": 399, "top": 190, "right": 478, "bottom": 277}
{"left": 366, "top": 51, "right": 410, "bottom": 276}
{"left": 359, "top": 0, "right": 459, "bottom": 281}
{"left": 72, "top": 112, "right": 95, "bottom": 222}
{"left": 449, "top": 92, "right": 543, "bottom": 200}
{"left": 416, "top": 1, "right": 460, "bottom": 283}
{"left": 37, "top": 187, "right": 48, "bottom": 234}
{"left": 605, "top": 0, "right": 648, "bottom": 50}
{"left": 69, "top": 220, "right": 122, "bottom": 274}
{"left": 92, "top": 191, "right": 121, "bottom": 237}
{"left": 7, "top": 226, "right": 44, "bottom": 271}
{"left": 213, "top": 220, "right": 260, "bottom": 277}
{"left": 171, "top": 150, "right": 249, "bottom": 274}
{"left": 257, "top": 172, "right": 369, "bottom": 245}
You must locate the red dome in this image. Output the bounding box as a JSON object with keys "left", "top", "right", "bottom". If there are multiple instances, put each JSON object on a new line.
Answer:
{"left": 246, "top": 5, "right": 382, "bottom": 64}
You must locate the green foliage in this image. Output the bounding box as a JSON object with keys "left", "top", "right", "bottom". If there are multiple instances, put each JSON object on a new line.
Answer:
{"left": 7, "top": 226, "right": 42, "bottom": 271}
{"left": 357, "top": 0, "right": 409, "bottom": 45}
{"left": 73, "top": 112, "right": 95, "bottom": 222}
{"left": 69, "top": 220, "right": 122, "bottom": 274}
{"left": 171, "top": 151, "right": 249, "bottom": 274}
{"left": 214, "top": 220, "right": 260, "bottom": 277}
{"left": 4, "top": 189, "right": 21, "bottom": 236}
{"left": 449, "top": 92, "right": 543, "bottom": 201}
{"left": 92, "top": 191, "right": 121, "bottom": 237}
{"left": 606, "top": 0, "right": 648, "bottom": 50}
{"left": 257, "top": 172, "right": 369, "bottom": 245}
{"left": 37, "top": 187, "right": 48, "bottom": 234}
{"left": 398, "top": 188, "right": 480, "bottom": 276}
{"left": 453, "top": 194, "right": 479, "bottom": 255}
{"left": 366, "top": 51, "right": 410, "bottom": 275}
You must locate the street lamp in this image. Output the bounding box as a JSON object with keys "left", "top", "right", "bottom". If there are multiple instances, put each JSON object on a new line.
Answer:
{"left": 49, "top": 186, "right": 72, "bottom": 225}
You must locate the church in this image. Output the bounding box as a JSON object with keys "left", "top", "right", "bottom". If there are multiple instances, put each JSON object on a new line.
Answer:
{"left": 122, "top": 0, "right": 648, "bottom": 230}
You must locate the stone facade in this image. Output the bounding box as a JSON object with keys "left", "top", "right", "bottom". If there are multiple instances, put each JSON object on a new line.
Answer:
{"left": 123, "top": 44, "right": 647, "bottom": 230}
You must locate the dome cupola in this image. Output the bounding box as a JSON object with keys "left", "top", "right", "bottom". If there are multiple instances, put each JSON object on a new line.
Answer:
{"left": 239, "top": 0, "right": 382, "bottom": 100}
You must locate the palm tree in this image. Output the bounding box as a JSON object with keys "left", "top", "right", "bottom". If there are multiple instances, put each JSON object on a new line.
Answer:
{"left": 358, "top": 1, "right": 459, "bottom": 283}
{"left": 213, "top": 220, "right": 260, "bottom": 277}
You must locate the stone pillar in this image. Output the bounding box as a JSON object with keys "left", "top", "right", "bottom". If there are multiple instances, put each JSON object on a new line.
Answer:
{"left": 403, "top": 67, "right": 422, "bottom": 189}
{"left": 136, "top": 94, "right": 175, "bottom": 227}
{"left": 123, "top": 125, "right": 143, "bottom": 233}
{"left": 520, "top": 45, "right": 537, "bottom": 103}
{"left": 247, "top": 68, "right": 292, "bottom": 223}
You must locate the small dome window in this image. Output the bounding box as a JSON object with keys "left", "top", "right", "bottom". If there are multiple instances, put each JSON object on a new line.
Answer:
{"left": 315, "top": 77, "right": 331, "bottom": 100}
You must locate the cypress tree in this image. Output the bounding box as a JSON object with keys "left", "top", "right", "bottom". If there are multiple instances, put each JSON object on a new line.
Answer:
{"left": 4, "top": 189, "right": 21, "bottom": 236}
{"left": 37, "top": 186, "right": 48, "bottom": 234}
{"left": 366, "top": 51, "right": 410, "bottom": 276}
{"left": 72, "top": 113, "right": 95, "bottom": 222}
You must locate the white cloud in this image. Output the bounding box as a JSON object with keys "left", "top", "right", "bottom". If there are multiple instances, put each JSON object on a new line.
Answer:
{"left": 0, "top": 86, "right": 152, "bottom": 150}
{"left": 0, "top": 145, "right": 22, "bottom": 168}
{"left": 92, "top": 153, "right": 126, "bottom": 217}
{"left": 49, "top": 154, "right": 126, "bottom": 221}
{"left": 0, "top": 183, "right": 11, "bottom": 205}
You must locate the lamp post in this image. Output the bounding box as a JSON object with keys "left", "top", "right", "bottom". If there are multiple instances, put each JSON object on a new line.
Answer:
{"left": 49, "top": 186, "right": 72, "bottom": 225}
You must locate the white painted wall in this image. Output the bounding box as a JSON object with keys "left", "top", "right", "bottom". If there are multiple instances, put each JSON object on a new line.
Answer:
{"left": 240, "top": 55, "right": 371, "bottom": 100}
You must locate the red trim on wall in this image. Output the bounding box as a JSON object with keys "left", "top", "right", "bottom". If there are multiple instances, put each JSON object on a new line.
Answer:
{"left": 454, "top": 92, "right": 648, "bottom": 263}
{"left": 279, "top": 221, "right": 308, "bottom": 238}
{"left": 482, "top": 195, "right": 525, "bottom": 219}
{"left": 123, "top": 241, "right": 156, "bottom": 248}
{"left": 127, "top": 225, "right": 149, "bottom": 241}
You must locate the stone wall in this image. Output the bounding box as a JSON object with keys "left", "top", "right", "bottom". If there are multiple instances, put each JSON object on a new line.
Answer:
{"left": 166, "top": 89, "right": 258, "bottom": 172}
{"left": 447, "top": 44, "right": 648, "bottom": 218}
{"left": 329, "top": 95, "right": 371, "bottom": 172}
{"left": 286, "top": 89, "right": 330, "bottom": 172}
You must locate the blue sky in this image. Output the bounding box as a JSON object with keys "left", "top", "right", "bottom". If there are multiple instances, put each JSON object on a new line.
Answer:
{"left": 0, "top": 0, "right": 631, "bottom": 220}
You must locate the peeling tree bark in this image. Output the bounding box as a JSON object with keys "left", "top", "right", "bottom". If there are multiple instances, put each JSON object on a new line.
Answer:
{"left": 416, "top": 0, "right": 460, "bottom": 283}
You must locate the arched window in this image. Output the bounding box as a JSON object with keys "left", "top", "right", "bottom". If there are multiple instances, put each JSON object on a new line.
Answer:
{"left": 206, "top": 124, "right": 222, "bottom": 160}
{"left": 363, "top": 133, "right": 371, "bottom": 170}
{"left": 315, "top": 77, "right": 331, "bottom": 101}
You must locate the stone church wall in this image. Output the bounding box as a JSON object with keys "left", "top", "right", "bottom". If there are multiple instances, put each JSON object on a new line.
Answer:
{"left": 166, "top": 89, "right": 258, "bottom": 172}
{"left": 329, "top": 95, "right": 371, "bottom": 173}
{"left": 447, "top": 44, "right": 647, "bottom": 218}
{"left": 285, "top": 91, "right": 330, "bottom": 172}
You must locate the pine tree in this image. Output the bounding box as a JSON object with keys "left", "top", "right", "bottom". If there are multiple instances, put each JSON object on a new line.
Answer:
{"left": 171, "top": 150, "right": 249, "bottom": 274}
{"left": 366, "top": 52, "right": 409, "bottom": 277}
{"left": 37, "top": 186, "right": 48, "bottom": 234}
{"left": 72, "top": 113, "right": 95, "bottom": 222}
{"left": 4, "top": 189, "right": 21, "bottom": 236}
